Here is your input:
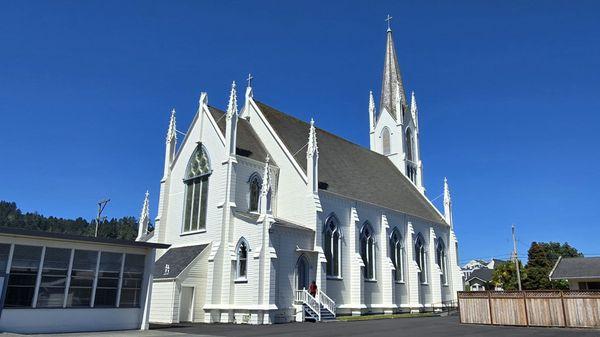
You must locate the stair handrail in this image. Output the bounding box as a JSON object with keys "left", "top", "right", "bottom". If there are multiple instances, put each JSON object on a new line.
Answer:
{"left": 317, "top": 289, "right": 336, "bottom": 317}
{"left": 296, "top": 289, "right": 321, "bottom": 321}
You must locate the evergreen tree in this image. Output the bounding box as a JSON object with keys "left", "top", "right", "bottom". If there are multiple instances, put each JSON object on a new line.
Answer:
{"left": 523, "top": 242, "right": 582, "bottom": 290}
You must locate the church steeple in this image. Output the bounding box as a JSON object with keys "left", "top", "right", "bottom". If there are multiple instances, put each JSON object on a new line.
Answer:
{"left": 380, "top": 19, "right": 407, "bottom": 121}
{"left": 370, "top": 15, "right": 425, "bottom": 193}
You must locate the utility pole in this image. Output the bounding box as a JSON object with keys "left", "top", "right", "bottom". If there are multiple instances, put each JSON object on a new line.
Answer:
{"left": 512, "top": 224, "right": 522, "bottom": 291}
{"left": 95, "top": 199, "right": 110, "bottom": 237}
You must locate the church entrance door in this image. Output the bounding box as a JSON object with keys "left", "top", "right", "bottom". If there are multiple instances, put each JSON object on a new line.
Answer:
{"left": 296, "top": 255, "right": 309, "bottom": 291}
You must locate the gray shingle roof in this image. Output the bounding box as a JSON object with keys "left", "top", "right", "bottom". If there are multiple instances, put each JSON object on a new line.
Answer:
{"left": 466, "top": 268, "right": 493, "bottom": 283}
{"left": 550, "top": 257, "right": 600, "bottom": 280}
{"left": 208, "top": 106, "right": 269, "bottom": 162}
{"left": 153, "top": 244, "right": 208, "bottom": 279}
{"left": 255, "top": 101, "right": 445, "bottom": 225}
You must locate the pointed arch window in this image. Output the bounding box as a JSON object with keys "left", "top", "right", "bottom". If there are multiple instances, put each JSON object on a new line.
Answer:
{"left": 405, "top": 128, "right": 414, "bottom": 162}
{"left": 390, "top": 229, "right": 404, "bottom": 282}
{"left": 415, "top": 234, "right": 427, "bottom": 283}
{"left": 248, "top": 173, "right": 262, "bottom": 212}
{"left": 436, "top": 239, "right": 447, "bottom": 285}
{"left": 360, "top": 223, "right": 376, "bottom": 280}
{"left": 324, "top": 215, "right": 342, "bottom": 277}
{"left": 236, "top": 239, "right": 249, "bottom": 281}
{"left": 183, "top": 146, "right": 211, "bottom": 233}
{"left": 381, "top": 128, "right": 391, "bottom": 155}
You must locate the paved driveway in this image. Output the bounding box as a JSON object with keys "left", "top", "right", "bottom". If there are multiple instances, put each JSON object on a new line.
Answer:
{"left": 156, "top": 316, "right": 598, "bottom": 337}
{"left": 11, "top": 316, "right": 599, "bottom": 337}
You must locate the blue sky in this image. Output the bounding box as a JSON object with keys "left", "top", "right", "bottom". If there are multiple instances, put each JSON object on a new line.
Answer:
{"left": 1, "top": 1, "right": 599, "bottom": 264}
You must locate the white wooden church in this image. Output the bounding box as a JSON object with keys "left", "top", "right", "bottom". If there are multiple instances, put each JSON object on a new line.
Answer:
{"left": 143, "top": 21, "right": 463, "bottom": 324}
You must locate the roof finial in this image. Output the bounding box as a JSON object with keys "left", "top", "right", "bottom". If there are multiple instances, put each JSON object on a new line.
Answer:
{"left": 226, "top": 81, "right": 238, "bottom": 119}
{"left": 385, "top": 14, "right": 393, "bottom": 32}
{"left": 307, "top": 118, "right": 318, "bottom": 156}
{"left": 166, "top": 108, "right": 177, "bottom": 143}
{"left": 136, "top": 190, "right": 150, "bottom": 241}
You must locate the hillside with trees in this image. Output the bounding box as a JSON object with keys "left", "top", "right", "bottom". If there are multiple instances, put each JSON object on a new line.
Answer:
{"left": 0, "top": 200, "right": 147, "bottom": 241}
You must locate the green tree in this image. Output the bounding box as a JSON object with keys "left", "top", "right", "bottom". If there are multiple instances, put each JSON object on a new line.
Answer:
{"left": 523, "top": 242, "right": 582, "bottom": 290}
{"left": 492, "top": 260, "right": 527, "bottom": 291}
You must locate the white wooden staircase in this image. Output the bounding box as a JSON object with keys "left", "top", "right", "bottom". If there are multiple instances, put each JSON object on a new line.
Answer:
{"left": 295, "top": 289, "right": 336, "bottom": 322}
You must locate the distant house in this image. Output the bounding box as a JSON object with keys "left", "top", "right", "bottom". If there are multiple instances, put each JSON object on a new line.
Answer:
{"left": 461, "top": 258, "right": 506, "bottom": 286}
{"left": 549, "top": 257, "right": 600, "bottom": 290}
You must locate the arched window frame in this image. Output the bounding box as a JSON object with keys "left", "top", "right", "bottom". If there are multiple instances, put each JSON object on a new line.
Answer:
{"left": 360, "top": 222, "right": 376, "bottom": 281}
{"left": 389, "top": 228, "right": 404, "bottom": 283}
{"left": 235, "top": 238, "right": 250, "bottom": 282}
{"left": 247, "top": 172, "right": 262, "bottom": 213}
{"left": 381, "top": 127, "right": 391, "bottom": 155}
{"left": 182, "top": 145, "right": 212, "bottom": 234}
{"left": 414, "top": 233, "right": 427, "bottom": 284}
{"left": 436, "top": 238, "right": 447, "bottom": 285}
{"left": 323, "top": 214, "right": 342, "bottom": 278}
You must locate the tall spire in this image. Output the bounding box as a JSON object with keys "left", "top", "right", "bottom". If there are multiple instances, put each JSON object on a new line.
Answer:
{"left": 380, "top": 19, "right": 406, "bottom": 121}
{"left": 166, "top": 108, "right": 177, "bottom": 143}
{"left": 307, "top": 118, "right": 318, "bottom": 157}
{"left": 136, "top": 190, "right": 150, "bottom": 241}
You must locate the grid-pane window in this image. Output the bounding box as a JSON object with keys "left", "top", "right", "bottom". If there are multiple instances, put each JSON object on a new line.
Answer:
{"left": 436, "top": 240, "right": 447, "bottom": 285}
{"left": 37, "top": 248, "right": 71, "bottom": 308}
{"left": 183, "top": 146, "right": 211, "bottom": 233}
{"left": 67, "top": 250, "right": 97, "bottom": 307}
{"left": 0, "top": 243, "right": 10, "bottom": 273}
{"left": 5, "top": 245, "right": 43, "bottom": 307}
{"left": 120, "top": 254, "right": 145, "bottom": 308}
{"left": 95, "top": 252, "right": 122, "bottom": 307}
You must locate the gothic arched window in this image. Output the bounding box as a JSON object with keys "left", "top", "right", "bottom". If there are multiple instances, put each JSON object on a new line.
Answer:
{"left": 390, "top": 229, "right": 404, "bottom": 282}
{"left": 324, "top": 214, "right": 342, "bottom": 277}
{"left": 436, "top": 239, "right": 447, "bottom": 285}
{"left": 236, "top": 238, "right": 249, "bottom": 280}
{"left": 405, "top": 128, "right": 414, "bottom": 162}
{"left": 183, "top": 146, "right": 211, "bottom": 233}
{"left": 248, "top": 173, "right": 261, "bottom": 212}
{"left": 360, "top": 223, "right": 375, "bottom": 280}
{"left": 415, "top": 233, "right": 427, "bottom": 283}
{"left": 381, "top": 127, "right": 391, "bottom": 155}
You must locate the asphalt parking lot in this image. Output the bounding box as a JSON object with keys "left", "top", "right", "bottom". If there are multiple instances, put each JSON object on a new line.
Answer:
{"left": 9, "top": 316, "right": 600, "bottom": 337}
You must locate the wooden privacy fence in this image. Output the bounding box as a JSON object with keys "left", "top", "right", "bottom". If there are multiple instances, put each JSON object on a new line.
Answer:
{"left": 458, "top": 291, "right": 600, "bottom": 329}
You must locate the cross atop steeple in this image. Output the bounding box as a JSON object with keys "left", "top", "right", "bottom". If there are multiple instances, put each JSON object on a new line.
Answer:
{"left": 246, "top": 73, "right": 254, "bottom": 88}
{"left": 385, "top": 14, "right": 393, "bottom": 32}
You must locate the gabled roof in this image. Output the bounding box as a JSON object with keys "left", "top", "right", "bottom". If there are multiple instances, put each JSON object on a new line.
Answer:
{"left": 550, "top": 257, "right": 600, "bottom": 280}
{"left": 255, "top": 101, "right": 446, "bottom": 225}
{"left": 208, "top": 106, "right": 269, "bottom": 162}
{"left": 153, "top": 244, "right": 208, "bottom": 279}
{"left": 466, "top": 268, "right": 493, "bottom": 283}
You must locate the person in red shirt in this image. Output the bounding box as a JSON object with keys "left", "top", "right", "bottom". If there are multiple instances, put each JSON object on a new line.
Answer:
{"left": 309, "top": 281, "right": 317, "bottom": 297}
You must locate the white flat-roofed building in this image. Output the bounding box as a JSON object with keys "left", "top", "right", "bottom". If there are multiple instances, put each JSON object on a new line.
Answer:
{"left": 0, "top": 226, "right": 169, "bottom": 334}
